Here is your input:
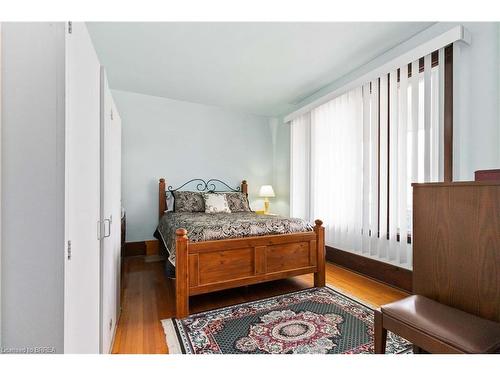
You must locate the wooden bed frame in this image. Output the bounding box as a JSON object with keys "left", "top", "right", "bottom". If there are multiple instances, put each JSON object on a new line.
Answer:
{"left": 158, "top": 178, "right": 325, "bottom": 318}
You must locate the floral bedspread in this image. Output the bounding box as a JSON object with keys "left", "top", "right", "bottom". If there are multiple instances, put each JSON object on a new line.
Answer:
{"left": 155, "top": 212, "right": 313, "bottom": 265}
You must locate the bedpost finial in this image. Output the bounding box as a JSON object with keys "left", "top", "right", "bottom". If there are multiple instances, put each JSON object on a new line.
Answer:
{"left": 160, "top": 178, "right": 165, "bottom": 183}
{"left": 241, "top": 180, "right": 248, "bottom": 195}
{"left": 176, "top": 228, "right": 188, "bottom": 237}
{"left": 314, "top": 219, "right": 323, "bottom": 227}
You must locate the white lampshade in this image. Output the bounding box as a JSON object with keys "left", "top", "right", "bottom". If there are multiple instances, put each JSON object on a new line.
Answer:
{"left": 259, "top": 185, "right": 275, "bottom": 198}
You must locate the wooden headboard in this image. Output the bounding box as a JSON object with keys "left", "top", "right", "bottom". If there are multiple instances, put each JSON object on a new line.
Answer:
{"left": 158, "top": 178, "right": 248, "bottom": 218}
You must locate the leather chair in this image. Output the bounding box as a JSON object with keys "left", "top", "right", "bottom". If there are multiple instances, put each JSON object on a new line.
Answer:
{"left": 375, "top": 295, "right": 500, "bottom": 354}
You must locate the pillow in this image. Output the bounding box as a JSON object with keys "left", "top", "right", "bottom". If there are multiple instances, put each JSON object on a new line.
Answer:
{"left": 203, "top": 193, "right": 231, "bottom": 213}
{"left": 223, "top": 192, "right": 251, "bottom": 212}
{"left": 172, "top": 191, "right": 205, "bottom": 212}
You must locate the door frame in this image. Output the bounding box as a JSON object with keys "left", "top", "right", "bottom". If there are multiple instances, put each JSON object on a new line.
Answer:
{"left": 99, "top": 66, "right": 110, "bottom": 353}
{"left": 0, "top": 22, "right": 3, "bottom": 347}
{"left": 99, "top": 65, "right": 104, "bottom": 353}
{"left": 99, "top": 66, "right": 120, "bottom": 353}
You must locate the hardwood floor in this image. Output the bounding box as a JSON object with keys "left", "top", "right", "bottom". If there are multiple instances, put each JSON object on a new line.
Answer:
{"left": 111, "top": 256, "right": 408, "bottom": 354}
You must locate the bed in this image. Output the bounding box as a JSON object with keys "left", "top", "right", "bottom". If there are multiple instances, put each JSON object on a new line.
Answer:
{"left": 155, "top": 178, "right": 325, "bottom": 318}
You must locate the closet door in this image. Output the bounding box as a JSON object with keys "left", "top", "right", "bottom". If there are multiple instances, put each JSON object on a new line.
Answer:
{"left": 64, "top": 22, "right": 101, "bottom": 353}
{"left": 100, "top": 69, "right": 122, "bottom": 353}
{"left": 111, "top": 97, "right": 122, "bottom": 325}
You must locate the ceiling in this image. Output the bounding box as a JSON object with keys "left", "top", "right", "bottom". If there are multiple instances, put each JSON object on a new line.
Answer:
{"left": 87, "top": 22, "right": 434, "bottom": 117}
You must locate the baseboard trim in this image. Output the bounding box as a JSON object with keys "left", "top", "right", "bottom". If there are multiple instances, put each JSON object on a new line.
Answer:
{"left": 326, "top": 246, "right": 413, "bottom": 292}
{"left": 124, "top": 240, "right": 159, "bottom": 257}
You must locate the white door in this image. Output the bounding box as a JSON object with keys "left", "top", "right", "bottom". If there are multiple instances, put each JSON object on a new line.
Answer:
{"left": 100, "top": 69, "right": 122, "bottom": 353}
{"left": 64, "top": 22, "right": 101, "bottom": 353}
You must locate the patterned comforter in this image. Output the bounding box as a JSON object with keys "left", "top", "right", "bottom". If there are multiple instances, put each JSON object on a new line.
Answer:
{"left": 155, "top": 212, "right": 313, "bottom": 265}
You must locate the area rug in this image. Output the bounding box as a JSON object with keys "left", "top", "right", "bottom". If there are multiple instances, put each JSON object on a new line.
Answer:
{"left": 161, "top": 286, "right": 412, "bottom": 354}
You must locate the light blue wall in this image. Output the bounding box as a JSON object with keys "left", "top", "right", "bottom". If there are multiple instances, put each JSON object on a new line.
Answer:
{"left": 113, "top": 90, "right": 275, "bottom": 242}
{"left": 270, "top": 117, "right": 290, "bottom": 216}
{"left": 452, "top": 22, "right": 499, "bottom": 180}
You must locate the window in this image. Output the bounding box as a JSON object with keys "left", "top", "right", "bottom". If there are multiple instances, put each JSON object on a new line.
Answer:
{"left": 290, "top": 46, "right": 453, "bottom": 270}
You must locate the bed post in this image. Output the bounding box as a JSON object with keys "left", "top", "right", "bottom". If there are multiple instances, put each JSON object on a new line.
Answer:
{"left": 241, "top": 179, "right": 248, "bottom": 197}
{"left": 314, "top": 219, "right": 326, "bottom": 287}
{"left": 175, "top": 228, "right": 189, "bottom": 318}
{"left": 159, "top": 178, "right": 166, "bottom": 218}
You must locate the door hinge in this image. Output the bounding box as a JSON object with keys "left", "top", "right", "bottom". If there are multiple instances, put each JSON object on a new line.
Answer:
{"left": 110, "top": 109, "right": 114, "bottom": 120}
{"left": 67, "top": 240, "right": 72, "bottom": 260}
{"left": 68, "top": 21, "right": 72, "bottom": 34}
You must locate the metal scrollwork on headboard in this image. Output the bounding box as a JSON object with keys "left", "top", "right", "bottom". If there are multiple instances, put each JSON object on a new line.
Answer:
{"left": 159, "top": 177, "right": 247, "bottom": 216}
{"left": 167, "top": 178, "right": 241, "bottom": 195}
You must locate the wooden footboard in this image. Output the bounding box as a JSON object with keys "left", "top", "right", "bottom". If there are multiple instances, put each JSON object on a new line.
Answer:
{"left": 175, "top": 219, "right": 325, "bottom": 318}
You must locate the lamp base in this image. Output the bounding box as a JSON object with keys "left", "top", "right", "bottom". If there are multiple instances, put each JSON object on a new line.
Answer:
{"left": 264, "top": 198, "right": 270, "bottom": 214}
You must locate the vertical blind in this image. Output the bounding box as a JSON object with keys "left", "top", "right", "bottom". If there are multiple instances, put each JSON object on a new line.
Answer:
{"left": 290, "top": 48, "right": 447, "bottom": 270}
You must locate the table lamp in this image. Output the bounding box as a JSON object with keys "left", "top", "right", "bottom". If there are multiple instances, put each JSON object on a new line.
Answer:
{"left": 259, "top": 185, "right": 275, "bottom": 214}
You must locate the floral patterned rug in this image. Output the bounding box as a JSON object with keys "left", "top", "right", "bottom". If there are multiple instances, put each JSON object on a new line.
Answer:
{"left": 162, "top": 286, "right": 412, "bottom": 354}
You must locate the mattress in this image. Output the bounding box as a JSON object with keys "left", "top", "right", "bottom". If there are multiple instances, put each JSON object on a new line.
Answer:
{"left": 154, "top": 212, "right": 313, "bottom": 266}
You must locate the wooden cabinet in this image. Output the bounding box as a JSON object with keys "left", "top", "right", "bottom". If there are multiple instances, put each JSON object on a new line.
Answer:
{"left": 412, "top": 181, "right": 500, "bottom": 322}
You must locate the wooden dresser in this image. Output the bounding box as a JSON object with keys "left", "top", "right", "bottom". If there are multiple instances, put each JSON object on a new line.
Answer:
{"left": 412, "top": 181, "right": 500, "bottom": 323}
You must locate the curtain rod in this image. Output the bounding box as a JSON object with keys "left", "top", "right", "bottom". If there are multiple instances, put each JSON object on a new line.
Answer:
{"left": 284, "top": 25, "right": 471, "bottom": 123}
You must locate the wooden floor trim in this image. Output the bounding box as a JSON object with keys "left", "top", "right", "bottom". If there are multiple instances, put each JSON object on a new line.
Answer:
{"left": 325, "top": 246, "right": 412, "bottom": 292}
{"left": 124, "top": 240, "right": 159, "bottom": 257}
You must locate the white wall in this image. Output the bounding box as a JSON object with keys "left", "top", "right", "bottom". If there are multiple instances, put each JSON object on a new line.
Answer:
{"left": 279, "top": 22, "right": 500, "bottom": 214}
{"left": 112, "top": 90, "right": 275, "bottom": 242}
{"left": 1, "top": 23, "right": 65, "bottom": 353}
